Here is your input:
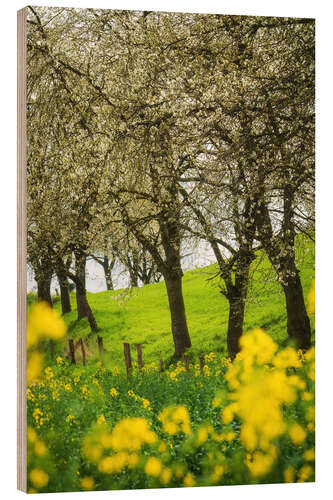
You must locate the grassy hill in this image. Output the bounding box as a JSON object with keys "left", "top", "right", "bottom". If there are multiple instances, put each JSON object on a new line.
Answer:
{"left": 47, "top": 238, "right": 314, "bottom": 369}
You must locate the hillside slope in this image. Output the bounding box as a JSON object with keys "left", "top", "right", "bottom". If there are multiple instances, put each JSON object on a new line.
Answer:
{"left": 51, "top": 238, "right": 315, "bottom": 368}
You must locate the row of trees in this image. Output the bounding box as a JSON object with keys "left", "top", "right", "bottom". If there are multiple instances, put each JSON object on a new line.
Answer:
{"left": 27, "top": 8, "right": 315, "bottom": 358}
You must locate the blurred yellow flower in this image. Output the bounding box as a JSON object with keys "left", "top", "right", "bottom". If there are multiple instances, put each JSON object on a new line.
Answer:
{"left": 298, "top": 464, "right": 313, "bottom": 482}
{"left": 97, "top": 415, "right": 106, "bottom": 425}
{"left": 145, "top": 457, "right": 162, "bottom": 477}
{"left": 27, "top": 302, "right": 67, "bottom": 348}
{"left": 197, "top": 426, "right": 208, "bottom": 445}
{"left": 108, "top": 417, "right": 157, "bottom": 451}
{"left": 66, "top": 414, "right": 76, "bottom": 425}
{"left": 246, "top": 448, "right": 276, "bottom": 478}
{"left": 161, "top": 467, "right": 172, "bottom": 484}
{"left": 158, "top": 405, "right": 191, "bottom": 435}
{"left": 27, "top": 427, "right": 37, "bottom": 443}
{"left": 158, "top": 442, "right": 167, "bottom": 453}
{"left": 82, "top": 442, "right": 103, "bottom": 464}
{"left": 303, "top": 448, "right": 315, "bottom": 461}
{"left": 284, "top": 466, "right": 295, "bottom": 483}
{"left": 239, "top": 328, "right": 278, "bottom": 366}
{"left": 211, "top": 464, "right": 225, "bottom": 482}
{"left": 183, "top": 472, "right": 195, "bottom": 487}
{"left": 29, "top": 468, "right": 49, "bottom": 488}
{"left": 27, "top": 351, "right": 44, "bottom": 384}
{"left": 289, "top": 424, "right": 307, "bottom": 445}
{"left": 80, "top": 476, "right": 95, "bottom": 490}
{"left": 34, "top": 440, "right": 47, "bottom": 456}
{"left": 273, "top": 347, "right": 301, "bottom": 369}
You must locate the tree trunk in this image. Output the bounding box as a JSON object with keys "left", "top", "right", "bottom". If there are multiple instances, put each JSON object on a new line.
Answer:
{"left": 256, "top": 199, "right": 311, "bottom": 350}
{"left": 76, "top": 282, "right": 98, "bottom": 331}
{"left": 269, "top": 253, "right": 311, "bottom": 350}
{"left": 103, "top": 263, "right": 114, "bottom": 291}
{"left": 56, "top": 271, "right": 71, "bottom": 314}
{"left": 226, "top": 294, "right": 246, "bottom": 360}
{"left": 164, "top": 275, "right": 191, "bottom": 358}
{"left": 37, "top": 277, "right": 52, "bottom": 307}
{"left": 68, "top": 339, "right": 76, "bottom": 365}
{"left": 74, "top": 252, "right": 98, "bottom": 331}
{"left": 225, "top": 258, "right": 251, "bottom": 360}
{"left": 282, "top": 271, "right": 311, "bottom": 350}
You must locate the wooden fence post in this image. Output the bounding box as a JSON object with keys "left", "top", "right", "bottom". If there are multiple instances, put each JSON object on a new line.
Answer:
{"left": 136, "top": 344, "right": 144, "bottom": 369}
{"left": 49, "top": 340, "right": 55, "bottom": 361}
{"left": 199, "top": 354, "right": 205, "bottom": 373}
{"left": 184, "top": 354, "right": 190, "bottom": 372}
{"left": 79, "top": 338, "right": 86, "bottom": 366}
{"left": 159, "top": 359, "right": 164, "bottom": 373}
{"left": 97, "top": 336, "right": 104, "bottom": 357}
{"left": 69, "top": 339, "right": 76, "bottom": 365}
{"left": 123, "top": 342, "right": 132, "bottom": 376}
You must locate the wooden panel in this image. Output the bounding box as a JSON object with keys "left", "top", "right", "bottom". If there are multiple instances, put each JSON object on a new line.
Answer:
{"left": 17, "top": 6, "right": 27, "bottom": 493}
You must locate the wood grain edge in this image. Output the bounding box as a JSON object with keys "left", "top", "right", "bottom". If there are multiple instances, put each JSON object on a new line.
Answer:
{"left": 17, "top": 6, "right": 27, "bottom": 493}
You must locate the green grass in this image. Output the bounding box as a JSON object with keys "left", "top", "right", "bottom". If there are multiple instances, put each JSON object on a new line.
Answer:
{"left": 46, "top": 238, "right": 314, "bottom": 369}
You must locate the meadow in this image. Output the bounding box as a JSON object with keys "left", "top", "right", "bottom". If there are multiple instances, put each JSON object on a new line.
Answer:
{"left": 26, "top": 241, "right": 315, "bottom": 493}
{"left": 29, "top": 239, "right": 315, "bottom": 370}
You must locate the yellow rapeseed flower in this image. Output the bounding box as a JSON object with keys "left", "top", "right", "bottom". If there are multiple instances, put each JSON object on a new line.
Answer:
{"left": 298, "top": 464, "right": 313, "bottom": 482}
{"left": 239, "top": 328, "right": 278, "bottom": 366}
{"left": 81, "top": 442, "right": 103, "bottom": 463}
{"left": 27, "top": 351, "right": 44, "bottom": 384}
{"left": 246, "top": 448, "right": 277, "bottom": 478}
{"left": 305, "top": 347, "right": 315, "bottom": 363}
{"left": 34, "top": 440, "right": 47, "bottom": 456}
{"left": 80, "top": 476, "right": 95, "bottom": 490}
{"left": 127, "top": 453, "right": 139, "bottom": 469}
{"left": 27, "top": 302, "right": 67, "bottom": 348}
{"left": 211, "top": 464, "right": 225, "bottom": 482}
{"left": 158, "top": 406, "right": 191, "bottom": 435}
{"left": 108, "top": 417, "right": 157, "bottom": 451}
{"left": 273, "top": 347, "right": 301, "bottom": 369}
{"left": 303, "top": 448, "right": 315, "bottom": 461}
{"left": 98, "top": 455, "right": 123, "bottom": 474}
{"left": 141, "top": 398, "right": 151, "bottom": 410}
{"left": 145, "top": 457, "right": 162, "bottom": 477}
{"left": 289, "top": 424, "right": 307, "bottom": 445}
{"left": 158, "top": 442, "right": 167, "bottom": 453}
{"left": 29, "top": 468, "right": 49, "bottom": 488}
{"left": 225, "top": 431, "right": 236, "bottom": 442}
{"left": 284, "top": 466, "right": 295, "bottom": 483}
{"left": 27, "top": 427, "right": 37, "bottom": 443}
{"left": 183, "top": 472, "right": 195, "bottom": 487}
{"left": 302, "top": 392, "right": 314, "bottom": 402}
{"left": 196, "top": 426, "right": 208, "bottom": 446}
{"left": 161, "top": 467, "right": 172, "bottom": 485}
{"left": 212, "top": 395, "right": 223, "bottom": 408}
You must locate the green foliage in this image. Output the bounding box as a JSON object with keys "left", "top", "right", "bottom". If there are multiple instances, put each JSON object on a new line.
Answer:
{"left": 27, "top": 340, "right": 315, "bottom": 492}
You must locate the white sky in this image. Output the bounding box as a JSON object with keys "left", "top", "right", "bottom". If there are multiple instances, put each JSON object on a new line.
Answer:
{"left": 27, "top": 240, "right": 217, "bottom": 293}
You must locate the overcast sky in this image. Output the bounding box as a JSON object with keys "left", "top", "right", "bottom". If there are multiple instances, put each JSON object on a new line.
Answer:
{"left": 27, "top": 240, "right": 217, "bottom": 294}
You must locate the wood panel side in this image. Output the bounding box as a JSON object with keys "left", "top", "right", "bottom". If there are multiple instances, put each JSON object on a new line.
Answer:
{"left": 17, "top": 6, "right": 27, "bottom": 493}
